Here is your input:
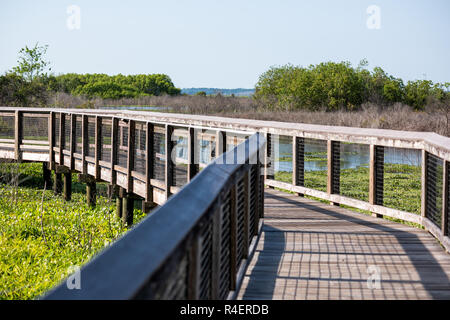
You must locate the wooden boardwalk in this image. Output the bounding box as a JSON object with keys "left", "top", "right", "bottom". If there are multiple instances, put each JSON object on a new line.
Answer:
{"left": 238, "top": 189, "right": 450, "bottom": 300}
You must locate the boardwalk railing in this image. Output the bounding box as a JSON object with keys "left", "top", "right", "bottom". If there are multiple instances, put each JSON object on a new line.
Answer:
{"left": 43, "top": 133, "right": 265, "bottom": 299}
{"left": 0, "top": 107, "right": 265, "bottom": 299}
{"left": 0, "top": 106, "right": 449, "bottom": 299}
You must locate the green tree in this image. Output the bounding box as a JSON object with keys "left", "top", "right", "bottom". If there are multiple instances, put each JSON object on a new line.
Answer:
{"left": 12, "top": 43, "right": 51, "bottom": 82}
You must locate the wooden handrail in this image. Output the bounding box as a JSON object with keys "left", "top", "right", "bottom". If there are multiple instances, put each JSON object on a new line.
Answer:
{"left": 43, "top": 133, "right": 265, "bottom": 299}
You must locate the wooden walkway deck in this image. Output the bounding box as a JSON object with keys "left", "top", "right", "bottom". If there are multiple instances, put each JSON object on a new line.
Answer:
{"left": 238, "top": 189, "right": 450, "bottom": 300}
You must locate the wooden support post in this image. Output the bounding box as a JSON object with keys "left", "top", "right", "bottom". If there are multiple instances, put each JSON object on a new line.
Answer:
{"left": 14, "top": 110, "right": 22, "bottom": 162}
{"left": 53, "top": 172, "right": 62, "bottom": 195}
{"left": 111, "top": 117, "right": 118, "bottom": 185}
{"left": 95, "top": 116, "right": 101, "bottom": 180}
{"left": 292, "top": 136, "right": 305, "bottom": 196}
{"left": 122, "top": 193, "right": 134, "bottom": 226}
{"left": 127, "top": 120, "right": 135, "bottom": 193}
{"left": 369, "top": 145, "right": 384, "bottom": 218}
{"left": 86, "top": 180, "right": 96, "bottom": 207}
{"left": 327, "top": 140, "right": 340, "bottom": 205}
{"left": 442, "top": 161, "right": 449, "bottom": 236}
{"left": 187, "top": 127, "right": 198, "bottom": 182}
{"left": 165, "top": 124, "right": 174, "bottom": 200}
{"left": 116, "top": 187, "right": 124, "bottom": 219}
{"left": 421, "top": 150, "right": 428, "bottom": 218}
{"left": 63, "top": 172, "right": 72, "bottom": 201}
{"left": 141, "top": 200, "right": 156, "bottom": 214}
{"left": 145, "top": 122, "right": 154, "bottom": 203}
{"left": 43, "top": 162, "right": 52, "bottom": 189}
{"left": 48, "top": 112, "right": 55, "bottom": 170}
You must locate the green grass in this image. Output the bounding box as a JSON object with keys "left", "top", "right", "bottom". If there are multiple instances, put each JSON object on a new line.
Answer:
{"left": 0, "top": 163, "right": 146, "bottom": 300}
{"left": 274, "top": 163, "right": 422, "bottom": 215}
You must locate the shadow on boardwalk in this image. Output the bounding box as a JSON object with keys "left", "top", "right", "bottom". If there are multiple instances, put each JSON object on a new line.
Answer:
{"left": 240, "top": 190, "right": 450, "bottom": 300}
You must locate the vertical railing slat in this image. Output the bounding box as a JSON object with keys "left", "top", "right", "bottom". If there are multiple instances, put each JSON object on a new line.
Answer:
{"left": 421, "top": 150, "right": 428, "bottom": 218}
{"left": 165, "top": 124, "right": 174, "bottom": 199}
{"left": 442, "top": 160, "right": 449, "bottom": 236}
{"left": 127, "top": 120, "right": 135, "bottom": 192}
{"left": 327, "top": 140, "right": 340, "bottom": 205}
{"left": 145, "top": 122, "right": 154, "bottom": 203}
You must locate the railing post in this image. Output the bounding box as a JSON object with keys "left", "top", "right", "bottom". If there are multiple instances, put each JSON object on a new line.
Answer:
{"left": 443, "top": 160, "right": 449, "bottom": 236}
{"left": 82, "top": 115, "right": 88, "bottom": 175}
{"left": 165, "top": 124, "right": 174, "bottom": 200}
{"left": 327, "top": 140, "right": 340, "bottom": 205}
{"left": 216, "top": 130, "right": 226, "bottom": 157}
{"left": 145, "top": 122, "right": 154, "bottom": 203}
{"left": 111, "top": 117, "right": 118, "bottom": 185}
{"left": 14, "top": 110, "right": 22, "bottom": 162}
{"left": 59, "top": 113, "right": 65, "bottom": 165}
{"left": 70, "top": 114, "right": 76, "bottom": 171}
{"left": 188, "top": 127, "right": 198, "bottom": 181}
{"left": 48, "top": 112, "right": 55, "bottom": 170}
{"left": 292, "top": 136, "right": 305, "bottom": 196}
{"left": 95, "top": 116, "right": 101, "bottom": 180}
{"left": 421, "top": 150, "right": 428, "bottom": 218}
{"left": 369, "top": 145, "right": 384, "bottom": 218}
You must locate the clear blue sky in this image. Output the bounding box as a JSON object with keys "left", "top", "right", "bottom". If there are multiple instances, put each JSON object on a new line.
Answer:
{"left": 0, "top": 0, "right": 449, "bottom": 88}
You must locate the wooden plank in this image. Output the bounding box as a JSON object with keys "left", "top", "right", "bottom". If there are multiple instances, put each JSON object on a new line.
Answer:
{"left": 237, "top": 188, "right": 450, "bottom": 300}
{"left": 264, "top": 179, "right": 423, "bottom": 225}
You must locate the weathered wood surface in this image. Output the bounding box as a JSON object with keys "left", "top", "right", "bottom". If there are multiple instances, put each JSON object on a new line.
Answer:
{"left": 237, "top": 189, "right": 450, "bottom": 300}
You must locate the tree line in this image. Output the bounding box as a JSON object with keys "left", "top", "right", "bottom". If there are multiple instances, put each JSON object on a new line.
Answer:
{"left": 254, "top": 60, "right": 449, "bottom": 111}
{"left": 0, "top": 43, "right": 180, "bottom": 107}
